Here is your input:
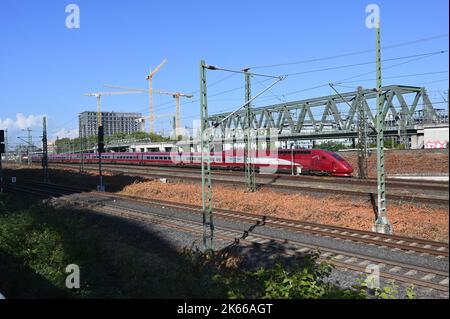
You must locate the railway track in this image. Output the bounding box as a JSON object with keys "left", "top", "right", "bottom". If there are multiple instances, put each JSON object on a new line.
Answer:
{"left": 6, "top": 181, "right": 449, "bottom": 294}
{"left": 36, "top": 162, "right": 449, "bottom": 205}
{"left": 10, "top": 164, "right": 449, "bottom": 206}
{"left": 6, "top": 180, "right": 449, "bottom": 257}
{"left": 43, "top": 162, "right": 449, "bottom": 188}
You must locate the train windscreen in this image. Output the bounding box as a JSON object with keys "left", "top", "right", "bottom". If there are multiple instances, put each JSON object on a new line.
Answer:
{"left": 331, "top": 153, "right": 345, "bottom": 161}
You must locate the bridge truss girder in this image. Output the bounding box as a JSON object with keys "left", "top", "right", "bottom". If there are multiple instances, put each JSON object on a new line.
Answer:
{"left": 208, "top": 85, "right": 443, "bottom": 140}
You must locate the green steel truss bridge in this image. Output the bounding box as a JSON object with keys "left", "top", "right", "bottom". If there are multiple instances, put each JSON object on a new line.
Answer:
{"left": 207, "top": 85, "right": 448, "bottom": 141}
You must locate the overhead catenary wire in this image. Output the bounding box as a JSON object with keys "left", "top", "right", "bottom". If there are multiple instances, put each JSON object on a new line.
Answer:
{"left": 283, "top": 50, "right": 448, "bottom": 78}
{"left": 249, "top": 33, "right": 449, "bottom": 69}
{"left": 47, "top": 43, "right": 447, "bottom": 136}
{"left": 134, "top": 50, "right": 448, "bottom": 116}
{"left": 251, "top": 52, "right": 448, "bottom": 105}
{"left": 332, "top": 51, "right": 448, "bottom": 85}
{"left": 336, "top": 70, "right": 449, "bottom": 85}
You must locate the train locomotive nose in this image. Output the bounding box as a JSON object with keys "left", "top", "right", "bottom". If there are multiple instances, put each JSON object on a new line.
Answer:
{"left": 333, "top": 160, "right": 353, "bottom": 176}
{"left": 343, "top": 162, "right": 354, "bottom": 174}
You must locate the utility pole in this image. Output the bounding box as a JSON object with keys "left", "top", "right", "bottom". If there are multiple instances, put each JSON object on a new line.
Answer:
{"left": 42, "top": 117, "right": 49, "bottom": 183}
{"left": 243, "top": 68, "right": 256, "bottom": 192}
{"left": 372, "top": 18, "right": 392, "bottom": 234}
{"left": 357, "top": 86, "right": 368, "bottom": 179}
{"left": 200, "top": 60, "right": 214, "bottom": 252}
{"left": 22, "top": 128, "right": 32, "bottom": 166}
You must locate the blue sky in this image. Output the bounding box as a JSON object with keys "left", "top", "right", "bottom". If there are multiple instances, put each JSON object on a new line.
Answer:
{"left": 0, "top": 0, "right": 448, "bottom": 144}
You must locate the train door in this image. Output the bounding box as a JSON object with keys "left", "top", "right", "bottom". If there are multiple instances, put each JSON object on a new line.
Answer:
{"left": 312, "top": 153, "right": 331, "bottom": 174}
{"left": 311, "top": 154, "right": 320, "bottom": 172}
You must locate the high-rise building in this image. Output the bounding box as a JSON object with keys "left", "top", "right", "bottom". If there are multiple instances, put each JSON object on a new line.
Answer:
{"left": 78, "top": 111, "right": 145, "bottom": 137}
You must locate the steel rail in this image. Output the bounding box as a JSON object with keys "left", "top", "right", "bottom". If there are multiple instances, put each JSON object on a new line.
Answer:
{"left": 25, "top": 163, "right": 448, "bottom": 205}
{"left": 9, "top": 181, "right": 448, "bottom": 257}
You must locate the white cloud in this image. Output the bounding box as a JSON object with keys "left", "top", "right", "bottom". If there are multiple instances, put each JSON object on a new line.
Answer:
{"left": 52, "top": 128, "right": 78, "bottom": 140}
{"left": 0, "top": 117, "right": 14, "bottom": 129}
{"left": 1, "top": 113, "right": 79, "bottom": 144}
{"left": 0, "top": 113, "right": 46, "bottom": 130}
{"left": 0, "top": 113, "right": 48, "bottom": 147}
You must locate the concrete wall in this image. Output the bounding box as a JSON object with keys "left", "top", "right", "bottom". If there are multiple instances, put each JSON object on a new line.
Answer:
{"left": 424, "top": 124, "right": 449, "bottom": 149}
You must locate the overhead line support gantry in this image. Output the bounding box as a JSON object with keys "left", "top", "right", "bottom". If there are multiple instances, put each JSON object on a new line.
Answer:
{"left": 372, "top": 18, "right": 392, "bottom": 234}
{"left": 200, "top": 60, "right": 284, "bottom": 251}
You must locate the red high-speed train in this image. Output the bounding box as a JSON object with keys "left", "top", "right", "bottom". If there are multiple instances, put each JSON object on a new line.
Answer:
{"left": 32, "top": 149, "right": 354, "bottom": 177}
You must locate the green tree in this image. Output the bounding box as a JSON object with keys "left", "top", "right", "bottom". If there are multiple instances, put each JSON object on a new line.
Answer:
{"left": 314, "top": 141, "right": 347, "bottom": 152}
{"left": 54, "top": 131, "right": 172, "bottom": 153}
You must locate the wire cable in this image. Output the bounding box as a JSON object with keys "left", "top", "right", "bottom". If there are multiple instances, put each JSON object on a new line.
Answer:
{"left": 249, "top": 34, "right": 449, "bottom": 69}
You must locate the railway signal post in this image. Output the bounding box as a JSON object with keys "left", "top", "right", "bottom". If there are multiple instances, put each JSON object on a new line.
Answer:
{"left": 80, "top": 125, "right": 85, "bottom": 173}
{"left": 97, "top": 125, "right": 105, "bottom": 192}
{"left": 372, "top": 18, "right": 392, "bottom": 234}
{"left": 42, "top": 117, "right": 49, "bottom": 183}
{"left": 0, "top": 130, "right": 5, "bottom": 193}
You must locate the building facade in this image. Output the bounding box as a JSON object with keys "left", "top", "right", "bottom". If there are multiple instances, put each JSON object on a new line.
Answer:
{"left": 79, "top": 111, "right": 145, "bottom": 137}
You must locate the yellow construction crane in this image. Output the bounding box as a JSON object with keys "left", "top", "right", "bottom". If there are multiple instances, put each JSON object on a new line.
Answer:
{"left": 146, "top": 58, "right": 167, "bottom": 134}
{"left": 84, "top": 91, "right": 145, "bottom": 128}
{"left": 103, "top": 84, "right": 193, "bottom": 137}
